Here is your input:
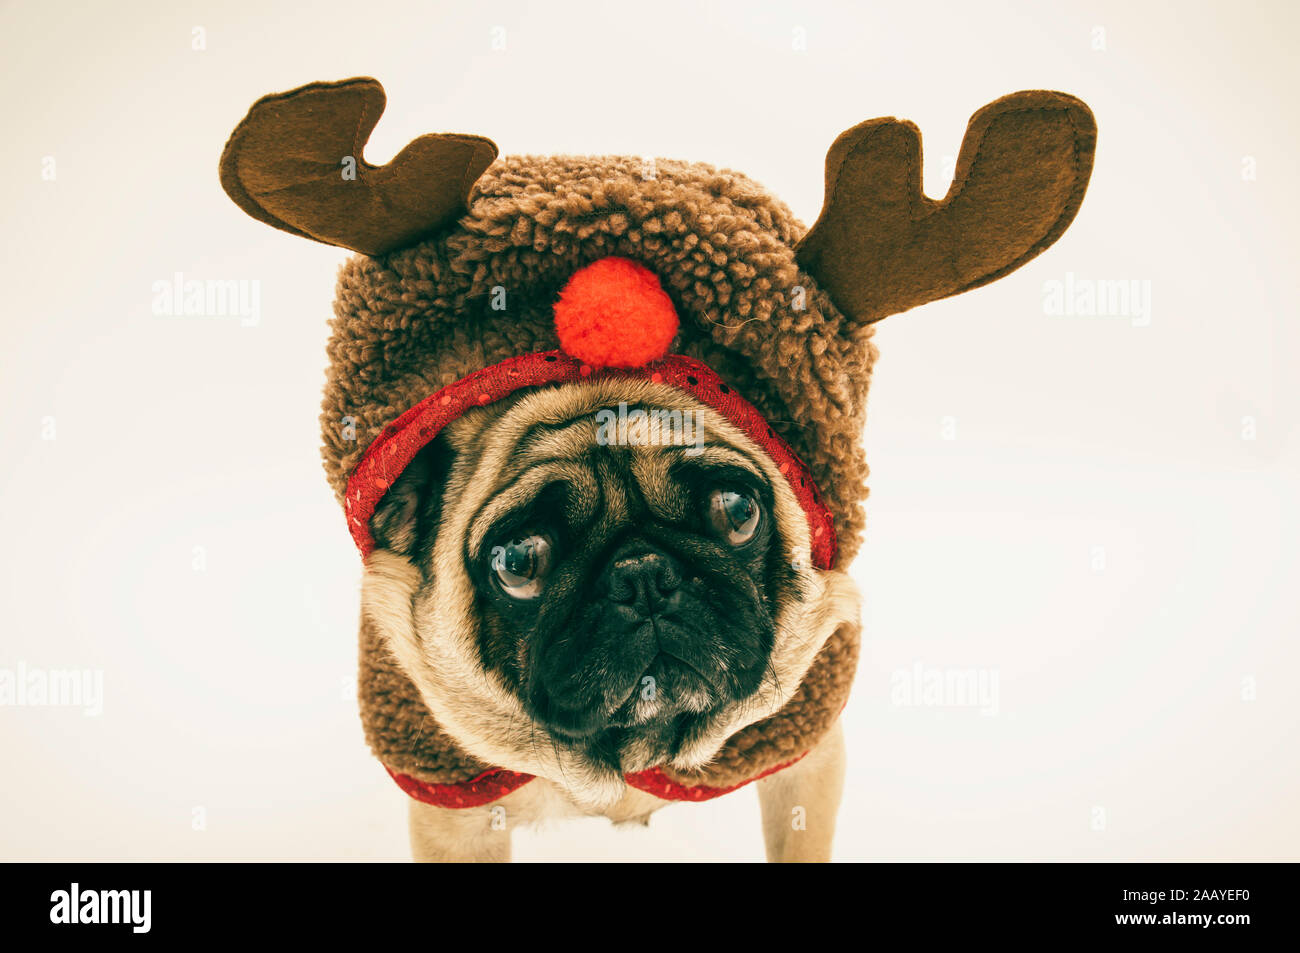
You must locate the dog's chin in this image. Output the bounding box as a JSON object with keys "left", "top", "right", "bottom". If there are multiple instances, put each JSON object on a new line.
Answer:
{"left": 541, "top": 652, "right": 743, "bottom": 773}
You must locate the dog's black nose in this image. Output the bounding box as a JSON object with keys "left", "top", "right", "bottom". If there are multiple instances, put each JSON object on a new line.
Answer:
{"left": 608, "top": 552, "right": 680, "bottom": 611}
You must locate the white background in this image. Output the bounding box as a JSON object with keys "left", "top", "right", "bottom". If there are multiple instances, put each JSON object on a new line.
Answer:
{"left": 1, "top": 0, "right": 1296, "bottom": 861}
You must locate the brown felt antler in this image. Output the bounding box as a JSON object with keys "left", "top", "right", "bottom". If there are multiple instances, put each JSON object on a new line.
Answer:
{"left": 795, "top": 90, "right": 1096, "bottom": 325}
{"left": 219, "top": 77, "right": 498, "bottom": 256}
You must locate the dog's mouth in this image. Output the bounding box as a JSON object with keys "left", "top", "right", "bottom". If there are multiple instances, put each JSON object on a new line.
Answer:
{"left": 526, "top": 611, "right": 776, "bottom": 780}
{"left": 531, "top": 641, "right": 733, "bottom": 742}
{"left": 607, "top": 648, "right": 722, "bottom": 724}
{"left": 538, "top": 654, "right": 725, "bottom": 772}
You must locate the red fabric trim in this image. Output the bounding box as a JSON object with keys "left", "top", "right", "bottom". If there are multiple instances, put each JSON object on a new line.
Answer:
{"left": 623, "top": 752, "right": 812, "bottom": 802}
{"left": 386, "top": 751, "right": 811, "bottom": 810}
{"left": 345, "top": 351, "right": 836, "bottom": 570}
{"left": 386, "top": 765, "right": 535, "bottom": 808}
{"left": 387, "top": 697, "right": 850, "bottom": 808}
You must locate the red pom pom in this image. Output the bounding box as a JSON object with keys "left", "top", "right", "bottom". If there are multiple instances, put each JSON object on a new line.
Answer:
{"left": 553, "top": 257, "right": 679, "bottom": 368}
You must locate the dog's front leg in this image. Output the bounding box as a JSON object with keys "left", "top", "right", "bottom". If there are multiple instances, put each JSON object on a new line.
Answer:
{"left": 408, "top": 798, "right": 512, "bottom": 863}
{"left": 756, "top": 718, "right": 846, "bottom": 862}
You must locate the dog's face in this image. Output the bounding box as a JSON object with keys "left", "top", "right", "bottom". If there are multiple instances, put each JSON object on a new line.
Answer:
{"left": 473, "top": 406, "right": 794, "bottom": 763}
{"left": 365, "top": 378, "right": 857, "bottom": 807}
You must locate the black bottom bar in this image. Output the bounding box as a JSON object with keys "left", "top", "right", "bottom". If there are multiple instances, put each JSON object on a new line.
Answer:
{"left": 3, "top": 862, "right": 1287, "bottom": 940}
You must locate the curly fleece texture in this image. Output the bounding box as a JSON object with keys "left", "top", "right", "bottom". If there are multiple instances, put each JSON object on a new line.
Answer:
{"left": 323, "top": 155, "right": 877, "bottom": 791}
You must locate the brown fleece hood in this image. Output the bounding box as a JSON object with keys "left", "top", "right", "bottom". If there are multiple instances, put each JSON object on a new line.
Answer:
{"left": 219, "top": 77, "right": 1096, "bottom": 805}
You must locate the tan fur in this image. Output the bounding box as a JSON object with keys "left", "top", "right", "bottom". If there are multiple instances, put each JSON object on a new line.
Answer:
{"left": 756, "top": 718, "right": 846, "bottom": 862}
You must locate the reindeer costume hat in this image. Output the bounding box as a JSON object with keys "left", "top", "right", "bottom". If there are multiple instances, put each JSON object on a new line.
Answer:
{"left": 220, "top": 78, "right": 1096, "bottom": 807}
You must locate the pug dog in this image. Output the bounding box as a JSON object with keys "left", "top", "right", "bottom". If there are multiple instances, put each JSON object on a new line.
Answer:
{"left": 362, "top": 377, "right": 860, "bottom": 862}
{"left": 218, "top": 77, "right": 1095, "bottom": 863}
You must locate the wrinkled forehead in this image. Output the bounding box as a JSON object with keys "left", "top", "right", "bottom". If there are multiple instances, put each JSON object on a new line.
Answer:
{"left": 447, "top": 380, "right": 782, "bottom": 558}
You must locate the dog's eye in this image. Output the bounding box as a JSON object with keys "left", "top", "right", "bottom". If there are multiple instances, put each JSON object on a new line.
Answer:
{"left": 706, "top": 489, "right": 760, "bottom": 546}
{"left": 490, "top": 533, "right": 554, "bottom": 599}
